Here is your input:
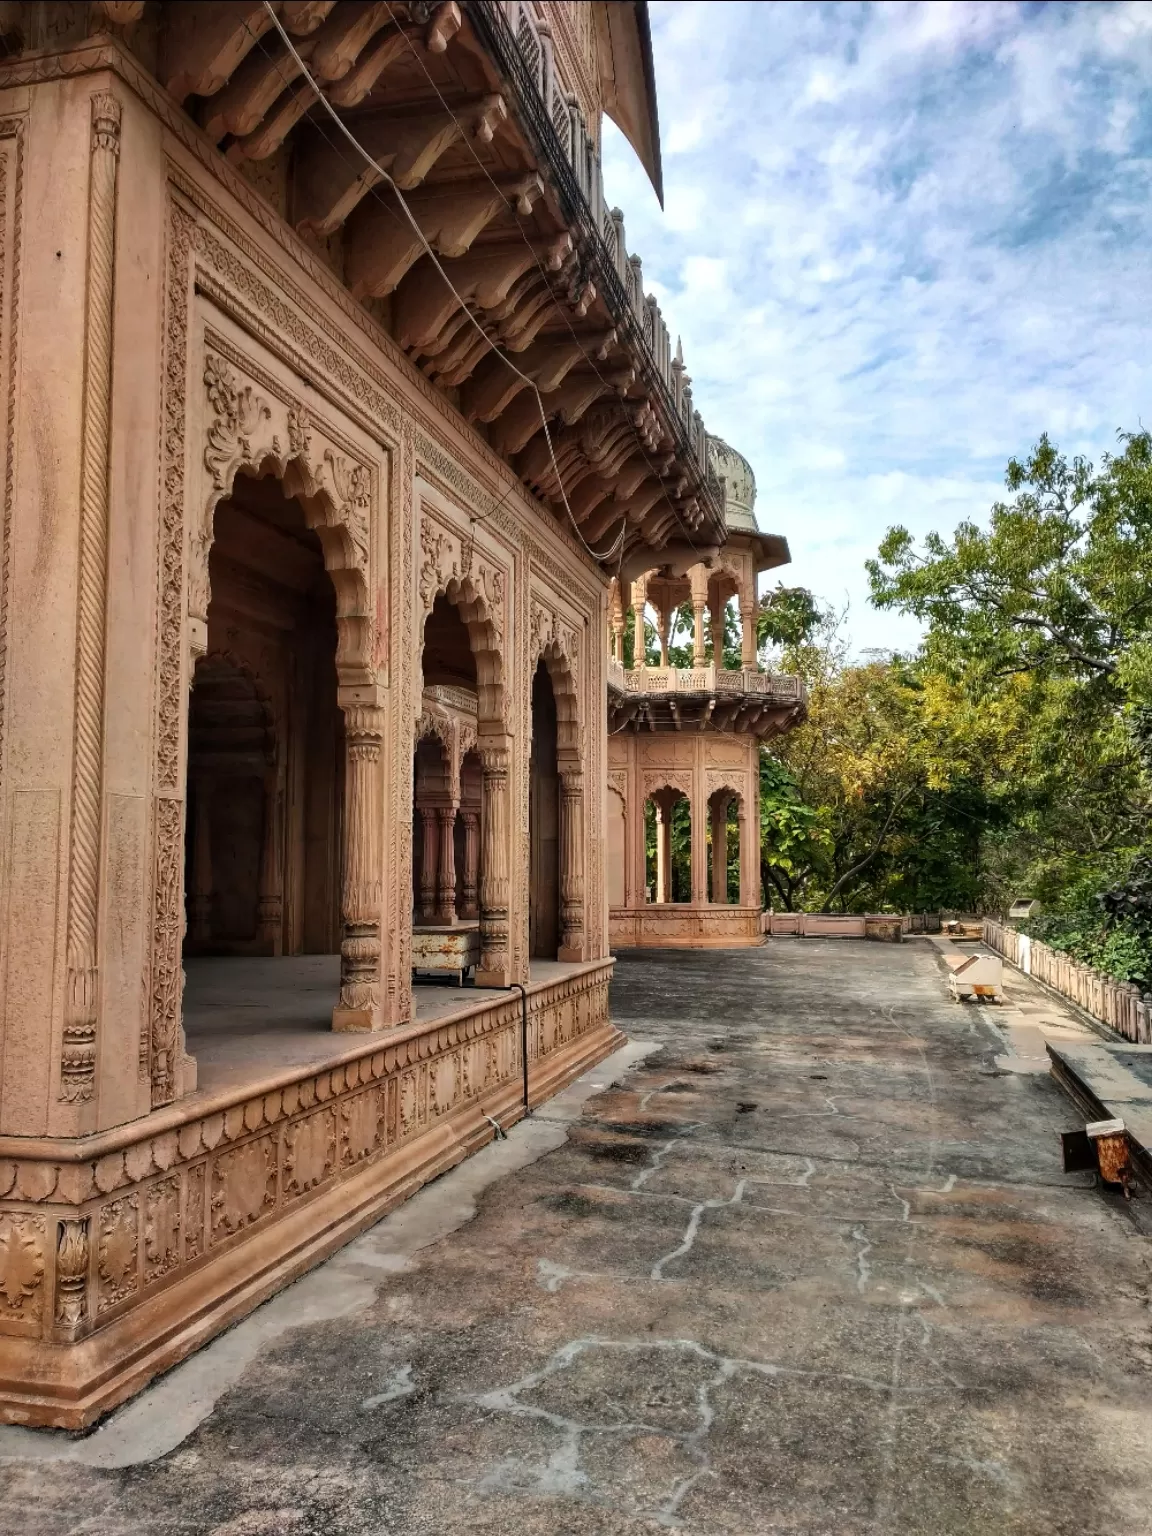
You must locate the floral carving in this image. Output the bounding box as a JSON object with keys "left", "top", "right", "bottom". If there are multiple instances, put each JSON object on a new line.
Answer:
{"left": 284, "top": 1110, "right": 337, "bottom": 1195}
{"left": 98, "top": 1196, "right": 138, "bottom": 1312}
{"left": 185, "top": 1164, "right": 207, "bottom": 1261}
{"left": 0, "top": 1220, "right": 43, "bottom": 1310}
{"left": 144, "top": 1177, "right": 181, "bottom": 1283}
{"left": 203, "top": 353, "right": 272, "bottom": 492}
{"left": 55, "top": 1218, "right": 89, "bottom": 1329}
{"left": 287, "top": 401, "right": 311, "bottom": 458}
{"left": 419, "top": 522, "right": 456, "bottom": 613}
{"left": 211, "top": 1136, "right": 277, "bottom": 1242}
{"left": 325, "top": 449, "right": 371, "bottom": 572}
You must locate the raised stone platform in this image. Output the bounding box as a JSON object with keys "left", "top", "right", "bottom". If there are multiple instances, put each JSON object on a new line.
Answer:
{"left": 610, "top": 904, "right": 764, "bottom": 949}
{"left": 0, "top": 957, "right": 617, "bottom": 1429}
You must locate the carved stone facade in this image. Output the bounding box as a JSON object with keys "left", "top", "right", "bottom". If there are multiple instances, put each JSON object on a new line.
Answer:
{"left": 0, "top": 7, "right": 636, "bottom": 1427}
{"left": 0, "top": 2, "right": 798, "bottom": 1427}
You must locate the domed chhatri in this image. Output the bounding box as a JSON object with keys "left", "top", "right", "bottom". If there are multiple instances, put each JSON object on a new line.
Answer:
{"left": 708, "top": 436, "right": 758, "bottom": 533}
{"left": 604, "top": 436, "right": 806, "bottom": 951}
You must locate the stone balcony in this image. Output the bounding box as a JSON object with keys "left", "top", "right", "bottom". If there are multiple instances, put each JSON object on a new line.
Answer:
{"left": 606, "top": 661, "right": 806, "bottom": 737}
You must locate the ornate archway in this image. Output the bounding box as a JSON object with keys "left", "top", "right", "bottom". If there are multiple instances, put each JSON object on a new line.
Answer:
{"left": 191, "top": 352, "right": 384, "bottom": 1032}
{"left": 417, "top": 522, "right": 511, "bottom": 983}
{"left": 531, "top": 602, "right": 585, "bottom": 960}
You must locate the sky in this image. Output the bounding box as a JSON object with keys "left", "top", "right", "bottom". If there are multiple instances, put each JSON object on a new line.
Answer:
{"left": 600, "top": 0, "right": 1152, "bottom": 654}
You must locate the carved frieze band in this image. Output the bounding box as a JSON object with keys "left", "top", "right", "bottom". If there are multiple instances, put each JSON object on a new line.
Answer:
{"left": 60, "top": 92, "right": 122, "bottom": 1105}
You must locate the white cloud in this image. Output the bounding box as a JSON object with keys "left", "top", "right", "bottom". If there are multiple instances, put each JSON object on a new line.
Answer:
{"left": 602, "top": 0, "right": 1152, "bottom": 654}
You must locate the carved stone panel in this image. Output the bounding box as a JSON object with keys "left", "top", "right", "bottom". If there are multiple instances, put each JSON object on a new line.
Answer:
{"left": 284, "top": 1108, "right": 337, "bottom": 1195}
{"left": 0, "top": 1214, "right": 46, "bottom": 1337}
{"left": 185, "top": 1163, "right": 207, "bottom": 1262}
{"left": 339, "top": 1092, "right": 380, "bottom": 1168}
{"left": 429, "top": 1053, "right": 459, "bottom": 1119}
{"left": 210, "top": 1134, "right": 278, "bottom": 1244}
{"left": 97, "top": 1196, "right": 139, "bottom": 1314}
{"left": 144, "top": 1176, "right": 182, "bottom": 1285}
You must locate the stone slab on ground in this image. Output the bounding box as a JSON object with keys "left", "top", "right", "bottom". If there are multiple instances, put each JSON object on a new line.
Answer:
{"left": 4, "top": 942, "right": 1152, "bottom": 1535}
{"left": 1047, "top": 1039, "right": 1152, "bottom": 1178}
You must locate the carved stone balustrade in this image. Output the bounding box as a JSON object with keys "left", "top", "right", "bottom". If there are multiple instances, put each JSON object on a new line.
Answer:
{"left": 607, "top": 664, "right": 806, "bottom": 738}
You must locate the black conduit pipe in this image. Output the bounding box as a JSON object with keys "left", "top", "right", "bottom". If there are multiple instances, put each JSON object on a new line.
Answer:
{"left": 480, "top": 982, "right": 531, "bottom": 1133}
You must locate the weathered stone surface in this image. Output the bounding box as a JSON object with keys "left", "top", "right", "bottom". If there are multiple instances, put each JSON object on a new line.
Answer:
{"left": 2, "top": 942, "right": 1150, "bottom": 1534}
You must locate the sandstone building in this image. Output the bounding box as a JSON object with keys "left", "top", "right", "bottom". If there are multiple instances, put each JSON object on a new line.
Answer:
{"left": 0, "top": 0, "right": 801, "bottom": 1425}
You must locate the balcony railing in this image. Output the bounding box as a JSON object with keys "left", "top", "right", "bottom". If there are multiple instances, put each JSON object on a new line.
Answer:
{"left": 469, "top": 0, "right": 723, "bottom": 537}
{"left": 607, "top": 662, "right": 805, "bottom": 703}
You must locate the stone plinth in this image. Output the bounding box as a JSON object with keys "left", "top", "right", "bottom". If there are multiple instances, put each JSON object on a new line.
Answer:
{"left": 0, "top": 961, "right": 617, "bottom": 1428}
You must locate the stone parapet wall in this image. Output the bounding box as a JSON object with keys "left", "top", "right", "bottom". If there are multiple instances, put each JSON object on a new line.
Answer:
{"left": 0, "top": 961, "right": 616, "bottom": 1428}
{"left": 982, "top": 919, "right": 1152, "bottom": 1045}
{"left": 610, "top": 906, "right": 763, "bottom": 949}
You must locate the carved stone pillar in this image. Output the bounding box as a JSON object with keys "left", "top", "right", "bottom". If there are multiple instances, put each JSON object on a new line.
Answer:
{"left": 558, "top": 768, "right": 585, "bottom": 961}
{"left": 689, "top": 563, "right": 709, "bottom": 667}
{"left": 417, "top": 806, "right": 438, "bottom": 924}
{"left": 739, "top": 805, "right": 757, "bottom": 908}
{"left": 654, "top": 804, "right": 670, "bottom": 904}
{"left": 609, "top": 579, "right": 624, "bottom": 663}
{"left": 711, "top": 798, "right": 729, "bottom": 905}
{"left": 435, "top": 806, "right": 457, "bottom": 925}
{"left": 741, "top": 576, "right": 757, "bottom": 668}
{"left": 60, "top": 92, "right": 123, "bottom": 1112}
{"left": 188, "top": 782, "right": 213, "bottom": 946}
{"left": 477, "top": 742, "right": 510, "bottom": 986}
{"left": 333, "top": 702, "right": 384, "bottom": 1033}
{"left": 657, "top": 601, "right": 670, "bottom": 667}
{"left": 256, "top": 771, "right": 283, "bottom": 953}
{"left": 630, "top": 573, "right": 648, "bottom": 665}
{"left": 459, "top": 810, "right": 480, "bottom": 920}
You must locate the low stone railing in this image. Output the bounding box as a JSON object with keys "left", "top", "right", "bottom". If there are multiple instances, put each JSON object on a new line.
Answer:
{"left": 606, "top": 662, "right": 804, "bottom": 702}
{"left": 762, "top": 912, "right": 932, "bottom": 938}
{"left": 982, "top": 917, "right": 1152, "bottom": 1044}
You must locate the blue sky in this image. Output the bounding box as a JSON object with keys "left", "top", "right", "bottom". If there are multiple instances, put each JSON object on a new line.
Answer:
{"left": 601, "top": 0, "right": 1152, "bottom": 653}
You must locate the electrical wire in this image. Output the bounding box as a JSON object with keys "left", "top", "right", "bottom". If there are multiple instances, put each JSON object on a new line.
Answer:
{"left": 260, "top": 1, "right": 628, "bottom": 564}
{"left": 375, "top": 0, "right": 705, "bottom": 569}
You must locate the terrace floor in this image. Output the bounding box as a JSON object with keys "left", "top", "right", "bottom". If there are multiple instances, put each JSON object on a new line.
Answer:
{"left": 4, "top": 939, "right": 1152, "bottom": 1535}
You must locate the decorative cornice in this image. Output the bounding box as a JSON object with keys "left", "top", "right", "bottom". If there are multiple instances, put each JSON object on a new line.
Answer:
{"left": 0, "top": 36, "right": 611, "bottom": 587}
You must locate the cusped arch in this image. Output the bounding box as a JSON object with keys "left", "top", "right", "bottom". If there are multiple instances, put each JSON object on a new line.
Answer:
{"left": 424, "top": 572, "right": 505, "bottom": 726}
{"left": 707, "top": 779, "right": 745, "bottom": 809}
{"left": 642, "top": 772, "right": 693, "bottom": 803}
{"left": 535, "top": 638, "right": 580, "bottom": 758}
{"left": 198, "top": 354, "right": 375, "bottom": 683}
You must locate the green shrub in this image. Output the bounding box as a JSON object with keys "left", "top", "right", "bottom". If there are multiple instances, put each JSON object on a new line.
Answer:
{"left": 1018, "top": 911, "right": 1152, "bottom": 991}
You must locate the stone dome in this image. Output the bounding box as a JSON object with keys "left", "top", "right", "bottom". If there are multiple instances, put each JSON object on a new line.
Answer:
{"left": 707, "top": 436, "right": 758, "bottom": 533}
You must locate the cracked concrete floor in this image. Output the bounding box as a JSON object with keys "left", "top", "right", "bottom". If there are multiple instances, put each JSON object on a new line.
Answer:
{"left": 6, "top": 939, "right": 1152, "bottom": 1535}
